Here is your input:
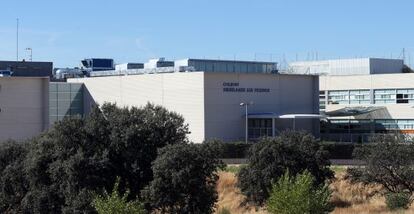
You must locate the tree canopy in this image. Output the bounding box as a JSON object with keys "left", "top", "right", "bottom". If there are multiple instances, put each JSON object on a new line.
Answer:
{"left": 237, "top": 131, "right": 333, "bottom": 205}
{"left": 144, "top": 141, "right": 224, "bottom": 214}
{"left": 0, "top": 102, "right": 189, "bottom": 213}
{"left": 347, "top": 134, "right": 414, "bottom": 195}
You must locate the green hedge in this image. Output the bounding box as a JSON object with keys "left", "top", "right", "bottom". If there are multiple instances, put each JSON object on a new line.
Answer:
{"left": 219, "top": 141, "right": 359, "bottom": 159}
{"left": 220, "top": 142, "right": 252, "bottom": 159}
{"left": 320, "top": 142, "right": 358, "bottom": 159}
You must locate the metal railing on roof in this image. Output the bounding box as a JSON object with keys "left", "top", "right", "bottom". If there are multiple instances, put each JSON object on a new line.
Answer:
{"left": 89, "top": 66, "right": 195, "bottom": 77}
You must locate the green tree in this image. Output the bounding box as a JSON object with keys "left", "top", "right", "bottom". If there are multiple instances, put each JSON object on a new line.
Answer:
{"left": 144, "top": 141, "right": 225, "bottom": 214}
{"left": 93, "top": 177, "right": 145, "bottom": 214}
{"left": 267, "top": 170, "right": 332, "bottom": 214}
{"left": 237, "top": 131, "right": 333, "bottom": 205}
{"left": 0, "top": 102, "right": 189, "bottom": 213}
{"left": 347, "top": 134, "right": 414, "bottom": 209}
{"left": 385, "top": 192, "right": 411, "bottom": 210}
{"left": 0, "top": 141, "right": 29, "bottom": 213}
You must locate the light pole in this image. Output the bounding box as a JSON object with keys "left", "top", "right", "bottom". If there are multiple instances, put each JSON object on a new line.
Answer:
{"left": 25, "top": 48, "right": 32, "bottom": 61}
{"left": 240, "top": 102, "right": 253, "bottom": 143}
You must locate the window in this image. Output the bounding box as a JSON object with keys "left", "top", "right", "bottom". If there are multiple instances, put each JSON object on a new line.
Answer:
{"left": 396, "top": 89, "right": 414, "bottom": 104}
{"left": 374, "top": 89, "right": 414, "bottom": 104}
{"left": 248, "top": 119, "right": 272, "bottom": 139}
{"left": 319, "top": 91, "right": 326, "bottom": 111}
{"left": 374, "top": 89, "right": 396, "bottom": 104}
{"left": 349, "top": 90, "right": 370, "bottom": 104}
{"left": 327, "top": 119, "right": 372, "bottom": 133}
{"left": 375, "top": 119, "right": 414, "bottom": 132}
{"left": 328, "top": 90, "right": 349, "bottom": 104}
{"left": 328, "top": 90, "right": 370, "bottom": 105}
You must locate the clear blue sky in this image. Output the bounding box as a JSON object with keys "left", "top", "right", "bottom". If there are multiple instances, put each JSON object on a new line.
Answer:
{"left": 1, "top": 0, "right": 413, "bottom": 68}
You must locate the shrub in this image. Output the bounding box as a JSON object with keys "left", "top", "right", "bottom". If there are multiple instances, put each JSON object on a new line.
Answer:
{"left": 0, "top": 102, "right": 189, "bottom": 213}
{"left": 217, "top": 207, "right": 231, "bottom": 214}
{"left": 347, "top": 134, "right": 414, "bottom": 196}
{"left": 237, "top": 131, "right": 333, "bottom": 205}
{"left": 220, "top": 142, "right": 252, "bottom": 158}
{"left": 0, "top": 141, "right": 29, "bottom": 212}
{"left": 93, "top": 177, "right": 146, "bottom": 214}
{"left": 267, "top": 171, "right": 332, "bottom": 214}
{"left": 385, "top": 192, "right": 411, "bottom": 210}
{"left": 223, "top": 165, "right": 242, "bottom": 174}
{"left": 144, "top": 141, "right": 224, "bottom": 214}
{"left": 320, "top": 142, "right": 356, "bottom": 159}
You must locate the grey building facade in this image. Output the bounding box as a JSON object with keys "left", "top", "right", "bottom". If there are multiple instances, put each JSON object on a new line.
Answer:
{"left": 0, "top": 77, "right": 49, "bottom": 141}
{"left": 0, "top": 61, "right": 53, "bottom": 77}
{"left": 49, "top": 82, "right": 84, "bottom": 126}
{"left": 174, "top": 58, "right": 278, "bottom": 73}
{"left": 289, "top": 58, "right": 404, "bottom": 76}
{"left": 69, "top": 72, "right": 320, "bottom": 143}
{"left": 0, "top": 59, "right": 319, "bottom": 143}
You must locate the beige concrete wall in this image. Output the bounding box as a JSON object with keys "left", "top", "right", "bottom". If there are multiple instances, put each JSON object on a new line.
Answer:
{"left": 320, "top": 73, "right": 414, "bottom": 91}
{"left": 68, "top": 73, "right": 205, "bottom": 142}
{"left": 69, "top": 72, "right": 319, "bottom": 142}
{"left": 0, "top": 77, "right": 49, "bottom": 141}
{"left": 203, "top": 73, "right": 319, "bottom": 141}
{"left": 321, "top": 73, "right": 414, "bottom": 120}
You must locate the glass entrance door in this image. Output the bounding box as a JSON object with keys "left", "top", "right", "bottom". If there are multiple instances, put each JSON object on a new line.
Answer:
{"left": 248, "top": 118, "right": 273, "bottom": 139}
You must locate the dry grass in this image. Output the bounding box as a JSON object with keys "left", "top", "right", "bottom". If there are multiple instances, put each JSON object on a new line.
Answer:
{"left": 330, "top": 171, "right": 414, "bottom": 214}
{"left": 215, "top": 169, "right": 414, "bottom": 214}
{"left": 330, "top": 171, "right": 387, "bottom": 213}
{"left": 215, "top": 171, "right": 267, "bottom": 214}
{"left": 330, "top": 172, "right": 382, "bottom": 208}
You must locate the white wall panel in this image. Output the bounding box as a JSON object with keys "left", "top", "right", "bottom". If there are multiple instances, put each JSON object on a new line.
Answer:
{"left": 69, "top": 73, "right": 205, "bottom": 142}
{"left": 203, "top": 73, "right": 319, "bottom": 141}
{"left": 0, "top": 77, "right": 49, "bottom": 141}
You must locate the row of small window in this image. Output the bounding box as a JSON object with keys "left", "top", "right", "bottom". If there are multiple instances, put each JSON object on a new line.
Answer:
{"left": 327, "top": 90, "right": 370, "bottom": 105}
{"left": 326, "top": 119, "right": 414, "bottom": 131}
{"left": 193, "top": 61, "right": 275, "bottom": 73}
{"left": 326, "top": 89, "right": 414, "bottom": 104}
{"left": 374, "top": 89, "right": 414, "bottom": 104}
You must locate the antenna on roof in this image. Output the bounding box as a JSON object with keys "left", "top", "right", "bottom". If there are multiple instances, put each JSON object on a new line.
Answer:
{"left": 402, "top": 48, "right": 406, "bottom": 63}
{"left": 16, "top": 18, "right": 19, "bottom": 61}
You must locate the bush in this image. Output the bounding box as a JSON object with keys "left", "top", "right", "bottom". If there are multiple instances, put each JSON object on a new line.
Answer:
{"left": 320, "top": 142, "right": 356, "bottom": 159}
{"left": 347, "top": 134, "right": 414, "bottom": 195}
{"left": 93, "top": 177, "right": 146, "bottom": 214}
{"left": 237, "top": 131, "right": 333, "bottom": 205}
{"left": 144, "top": 141, "right": 224, "bottom": 214}
{"left": 220, "top": 141, "right": 358, "bottom": 160}
{"left": 385, "top": 192, "right": 411, "bottom": 210}
{"left": 220, "top": 142, "right": 252, "bottom": 158}
{"left": 267, "top": 171, "right": 332, "bottom": 214}
{"left": 0, "top": 102, "right": 189, "bottom": 213}
{"left": 223, "top": 165, "right": 242, "bottom": 174}
{"left": 0, "top": 141, "right": 29, "bottom": 212}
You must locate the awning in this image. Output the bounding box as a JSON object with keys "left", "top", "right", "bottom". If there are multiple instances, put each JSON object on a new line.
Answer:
{"left": 324, "top": 106, "right": 385, "bottom": 117}
{"left": 279, "top": 114, "right": 326, "bottom": 119}
{"left": 246, "top": 113, "right": 325, "bottom": 119}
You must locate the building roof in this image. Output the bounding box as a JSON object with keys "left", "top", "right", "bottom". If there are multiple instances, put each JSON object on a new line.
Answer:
{"left": 181, "top": 58, "right": 277, "bottom": 65}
